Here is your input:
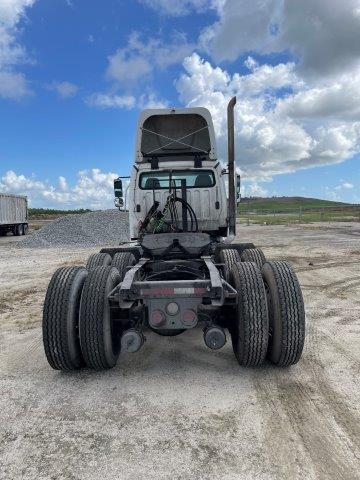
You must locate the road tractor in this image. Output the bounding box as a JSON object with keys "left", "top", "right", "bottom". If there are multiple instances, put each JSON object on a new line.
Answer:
{"left": 43, "top": 97, "right": 305, "bottom": 371}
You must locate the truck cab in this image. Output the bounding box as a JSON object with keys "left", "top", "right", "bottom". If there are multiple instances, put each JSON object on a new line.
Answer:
{"left": 123, "top": 107, "right": 229, "bottom": 239}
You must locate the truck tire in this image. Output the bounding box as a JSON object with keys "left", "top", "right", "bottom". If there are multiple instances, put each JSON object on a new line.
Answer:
{"left": 262, "top": 261, "right": 305, "bottom": 367}
{"left": 111, "top": 252, "right": 136, "bottom": 281}
{"left": 79, "top": 266, "right": 121, "bottom": 370}
{"left": 229, "top": 262, "right": 268, "bottom": 366}
{"left": 218, "top": 248, "right": 241, "bottom": 283}
{"left": 241, "top": 248, "right": 266, "bottom": 268}
{"left": 43, "top": 267, "right": 88, "bottom": 370}
{"left": 86, "top": 253, "right": 112, "bottom": 271}
{"left": 13, "top": 224, "right": 22, "bottom": 236}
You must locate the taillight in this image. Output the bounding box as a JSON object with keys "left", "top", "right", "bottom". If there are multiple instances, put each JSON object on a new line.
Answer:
{"left": 182, "top": 309, "right": 197, "bottom": 327}
{"left": 151, "top": 310, "right": 165, "bottom": 327}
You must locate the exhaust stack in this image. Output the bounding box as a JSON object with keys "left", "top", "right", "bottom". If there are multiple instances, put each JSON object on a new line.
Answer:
{"left": 227, "top": 96, "right": 237, "bottom": 238}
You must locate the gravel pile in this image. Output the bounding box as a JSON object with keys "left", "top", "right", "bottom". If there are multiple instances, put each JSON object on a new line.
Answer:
{"left": 21, "top": 210, "right": 130, "bottom": 248}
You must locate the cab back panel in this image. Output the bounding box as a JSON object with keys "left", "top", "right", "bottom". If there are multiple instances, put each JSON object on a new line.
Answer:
{"left": 137, "top": 187, "right": 223, "bottom": 232}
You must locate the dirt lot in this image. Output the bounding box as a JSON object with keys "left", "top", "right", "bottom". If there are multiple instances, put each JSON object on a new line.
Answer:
{"left": 1, "top": 222, "right": 360, "bottom": 480}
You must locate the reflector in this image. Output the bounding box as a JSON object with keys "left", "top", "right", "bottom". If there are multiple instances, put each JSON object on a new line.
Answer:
{"left": 166, "top": 302, "right": 179, "bottom": 315}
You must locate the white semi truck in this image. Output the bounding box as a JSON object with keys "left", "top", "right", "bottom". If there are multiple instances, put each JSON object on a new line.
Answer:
{"left": 0, "top": 193, "right": 28, "bottom": 236}
{"left": 42, "top": 98, "right": 305, "bottom": 372}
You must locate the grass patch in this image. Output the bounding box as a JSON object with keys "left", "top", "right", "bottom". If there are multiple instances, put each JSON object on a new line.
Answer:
{"left": 238, "top": 196, "right": 359, "bottom": 224}
{"left": 28, "top": 208, "right": 91, "bottom": 218}
{"left": 239, "top": 211, "right": 360, "bottom": 225}
{"left": 238, "top": 196, "right": 352, "bottom": 214}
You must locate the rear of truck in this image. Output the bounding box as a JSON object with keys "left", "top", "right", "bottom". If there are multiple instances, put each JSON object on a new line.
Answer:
{"left": 42, "top": 99, "right": 306, "bottom": 373}
{"left": 0, "top": 193, "right": 28, "bottom": 236}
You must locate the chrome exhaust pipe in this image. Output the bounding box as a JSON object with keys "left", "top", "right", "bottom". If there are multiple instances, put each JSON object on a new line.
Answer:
{"left": 227, "top": 96, "right": 237, "bottom": 239}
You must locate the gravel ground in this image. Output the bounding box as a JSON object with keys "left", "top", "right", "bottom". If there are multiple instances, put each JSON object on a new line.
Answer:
{"left": 19, "top": 210, "right": 129, "bottom": 248}
{"left": 0, "top": 221, "right": 360, "bottom": 479}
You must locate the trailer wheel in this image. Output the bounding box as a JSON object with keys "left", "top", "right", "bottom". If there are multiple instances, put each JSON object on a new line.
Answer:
{"left": 79, "top": 266, "right": 121, "bottom": 370}
{"left": 241, "top": 248, "right": 266, "bottom": 268}
{"left": 229, "top": 262, "right": 268, "bottom": 366}
{"left": 43, "top": 267, "right": 88, "bottom": 370}
{"left": 111, "top": 252, "right": 136, "bottom": 281}
{"left": 86, "top": 253, "right": 112, "bottom": 270}
{"left": 13, "top": 224, "right": 22, "bottom": 236}
{"left": 218, "top": 248, "right": 241, "bottom": 282}
{"left": 262, "top": 261, "right": 305, "bottom": 367}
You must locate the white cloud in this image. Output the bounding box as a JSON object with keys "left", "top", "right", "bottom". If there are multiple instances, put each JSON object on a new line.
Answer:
{"left": 88, "top": 31, "right": 193, "bottom": 109}
{"left": 138, "top": 92, "right": 168, "bottom": 109}
{"left": 139, "top": 0, "right": 214, "bottom": 16}
{"left": 335, "top": 181, "right": 354, "bottom": 191}
{"left": 175, "top": 53, "right": 360, "bottom": 181}
{"left": 58, "top": 176, "right": 67, "bottom": 191}
{"left": 277, "top": 73, "right": 360, "bottom": 120}
{"left": 0, "top": 70, "right": 29, "bottom": 99}
{"left": 0, "top": 0, "right": 36, "bottom": 100}
{"left": 278, "top": 0, "right": 360, "bottom": 80}
{"left": 46, "top": 81, "right": 79, "bottom": 99}
{"left": 245, "top": 182, "right": 268, "bottom": 197}
{"left": 86, "top": 93, "right": 136, "bottom": 109}
{"left": 106, "top": 48, "right": 151, "bottom": 85}
{"left": 106, "top": 31, "right": 194, "bottom": 86}
{"left": 0, "top": 0, "right": 36, "bottom": 26}
{"left": 200, "top": 0, "right": 360, "bottom": 81}
{"left": 0, "top": 169, "right": 120, "bottom": 209}
{"left": 86, "top": 91, "right": 168, "bottom": 111}
{"left": 200, "top": 0, "right": 279, "bottom": 62}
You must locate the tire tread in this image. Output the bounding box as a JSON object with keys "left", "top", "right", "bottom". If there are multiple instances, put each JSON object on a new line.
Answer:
{"left": 79, "top": 266, "right": 120, "bottom": 370}
{"left": 43, "top": 267, "right": 86, "bottom": 370}
{"left": 263, "top": 261, "right": 305, "bottom": 367}
{"left": 86, "top": 253, "right": 112, "bottom": 271}
{"left": 111, "top": 252, "right": 136, "bottom": 281}
{"left": 241, "top": 248, "right": 266, "bottom": 268}
{"left": 230, "top": 262, "right": 268, "bottom": 366}
{"left": 219, "top": 248, "right": 241, "bottom": 282}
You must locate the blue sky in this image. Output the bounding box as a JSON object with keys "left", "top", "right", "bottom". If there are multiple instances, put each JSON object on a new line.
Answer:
{"left": 0, "top": 0, "right": 359, "bottom": 208}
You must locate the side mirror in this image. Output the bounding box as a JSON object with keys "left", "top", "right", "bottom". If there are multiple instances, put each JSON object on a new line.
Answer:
{"left": 114, "top": 178, "right": 123, "bottom": 198}
{"left": 114, "top": 178, "right": 124, "bottom": 210}
{"left": 236, "top": 174, "right": 241, "bottom": 204}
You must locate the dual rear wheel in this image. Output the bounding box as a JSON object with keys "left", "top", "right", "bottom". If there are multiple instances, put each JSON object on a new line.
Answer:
{"left": 43, "top": 251, "right": 135, "bottom": 371}
{"left": 43, "top": 250, "right": 305, "bottom": 371}
{"left": 229, "top": 260, "right": 305, "bottom": 367}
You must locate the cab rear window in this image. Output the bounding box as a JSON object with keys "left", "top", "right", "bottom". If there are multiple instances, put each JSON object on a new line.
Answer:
{"left": 139, "top": 171, "right": 215, "bottom": 189}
